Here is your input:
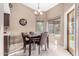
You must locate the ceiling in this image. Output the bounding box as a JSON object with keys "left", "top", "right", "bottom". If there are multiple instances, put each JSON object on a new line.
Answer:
{"left": 22, "top": 3, "right": 59, "bottom": 11}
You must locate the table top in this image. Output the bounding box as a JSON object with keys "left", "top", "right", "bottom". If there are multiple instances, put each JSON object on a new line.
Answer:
{"left": 24, "top": 33, "right": 41, "bottom": 38}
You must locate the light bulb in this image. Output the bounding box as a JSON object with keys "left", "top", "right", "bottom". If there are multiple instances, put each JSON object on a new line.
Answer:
{"left": 40, "top": 12, "right": 43, "bottom": 15}
{"left": 34, "top": 11, "right": 38, "bottom": 14}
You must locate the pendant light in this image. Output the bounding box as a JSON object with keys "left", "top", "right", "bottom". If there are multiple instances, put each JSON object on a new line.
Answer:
{"left": 34, "top": 3, "right": 43, "bottom": 15}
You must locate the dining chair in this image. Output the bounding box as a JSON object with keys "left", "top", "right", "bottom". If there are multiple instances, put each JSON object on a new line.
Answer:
{"left": 21, "top": 32, "right": 32, "bottom": 53}
{"left": 35, "top": 32, "right": 48, "bottom": 54}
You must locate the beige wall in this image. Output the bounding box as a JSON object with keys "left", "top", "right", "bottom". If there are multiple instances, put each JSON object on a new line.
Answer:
{"left": 75, "top": 3, "right": 79, "bottom": 56}
{"left": 46, "top": 4, "right": 64, "bottom": 46}
{"left": 8, "top": 3, "right": 36, "bottom": 36}
{"left": 64, "top": 3, "right": 74, "bottom": 13}
{"left": 7, "top": 3, "right": 36, "bottom": 43}
{"left": 46, "top": 3, "right": 73, "bottom": 46}
{"left": 46, "top": 4, "right": 64, "bottom": 19}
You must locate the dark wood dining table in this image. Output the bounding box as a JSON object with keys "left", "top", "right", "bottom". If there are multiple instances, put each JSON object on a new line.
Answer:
{"left": 24, "top": 33, "right": 49, "bottom": 56}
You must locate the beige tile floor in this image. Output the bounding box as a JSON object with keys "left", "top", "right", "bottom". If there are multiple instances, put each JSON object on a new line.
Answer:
{"left": 8, "top": 39, "right": 72, "bottom": 56}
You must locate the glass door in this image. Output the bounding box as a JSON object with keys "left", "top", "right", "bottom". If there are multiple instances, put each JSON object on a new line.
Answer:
{"left": 67, "top": 9, "right": 75, "bottom": 55}
{"left": 48, "top": 19, "right": 60, "bottom": 46}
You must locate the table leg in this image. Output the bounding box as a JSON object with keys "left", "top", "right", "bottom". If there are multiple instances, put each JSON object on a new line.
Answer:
{"left": 29, "top": 43, "right": 31, "bottom": 56}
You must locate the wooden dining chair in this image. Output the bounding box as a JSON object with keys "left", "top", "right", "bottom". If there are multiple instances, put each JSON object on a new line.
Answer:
{"left": 21, "top": 32, "right": 31, "bottom": 53}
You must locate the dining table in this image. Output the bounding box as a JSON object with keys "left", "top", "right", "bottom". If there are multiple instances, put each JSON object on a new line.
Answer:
{"left": 24, "top": 33, "right": 49, "bottom": 56}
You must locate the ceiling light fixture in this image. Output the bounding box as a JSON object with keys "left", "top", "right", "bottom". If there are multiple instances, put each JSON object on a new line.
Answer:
{"left": 34, "top": 3, "right": 43, "bottom": 15}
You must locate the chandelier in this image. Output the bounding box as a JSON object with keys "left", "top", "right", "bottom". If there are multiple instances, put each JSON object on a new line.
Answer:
{"left": 34, "top": 3, "right": 43, "bottom": 15}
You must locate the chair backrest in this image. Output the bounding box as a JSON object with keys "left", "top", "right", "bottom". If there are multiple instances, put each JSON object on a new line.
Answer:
{"left": 21, "top": 33, "right": 26, "bottom": 43}
{"left": 40, "top": 32, "right": 48, "bottom": 45}
{"left": 29, "top": 32, "right": 34, "bottom": 35}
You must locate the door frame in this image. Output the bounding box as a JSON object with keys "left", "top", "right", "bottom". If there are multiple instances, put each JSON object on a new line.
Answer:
{"left": 64, "top": 4, "right": 76, "bottom": 55}
{"left": 67, "top": 9, "right": 75, "bottom": 55}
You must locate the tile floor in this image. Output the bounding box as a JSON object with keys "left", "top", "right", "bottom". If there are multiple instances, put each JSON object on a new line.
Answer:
{"left": 8, "top": 39, "right": 72, "bottom": 56}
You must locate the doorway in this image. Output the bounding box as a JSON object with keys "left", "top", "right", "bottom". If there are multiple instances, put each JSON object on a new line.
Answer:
{"left": 67, "top": 9, "right": 75, "bottom": 55}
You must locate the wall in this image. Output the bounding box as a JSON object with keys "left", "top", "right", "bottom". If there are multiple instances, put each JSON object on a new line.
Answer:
{"left": 74, "top": 4, "right": 78, "bottom": 56}
{"left": 7, "top": 3, "right": 36, "bottom": 43}
{"left": 46, "top": 4, "right": 64, "bottom": 46}
{"left": 8, "top": 3, "right": 36, "bottom": 35}
{"left": 4, "top": 3, "right": 10, "bottom": 14}
{"left": 46, "top": 4, "right": 64, "bottom": 19}
{"left": 64, "top": 3, "right": 74, "bottom": 13}
{"left": 0, "top": 3, "right": 4, "bottom": 56}
{"left": 46, "top": 3, "right": 73, "bottom": 47}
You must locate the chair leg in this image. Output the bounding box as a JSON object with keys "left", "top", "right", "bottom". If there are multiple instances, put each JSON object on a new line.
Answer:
{"left": 29, "top": 43, "right": 31, "bottom": 56}
{"left": 45, "top": 44, "right": 47, "bottom": 51}
{"left": 38, "top": 45, "right": 40, "bottom": 54}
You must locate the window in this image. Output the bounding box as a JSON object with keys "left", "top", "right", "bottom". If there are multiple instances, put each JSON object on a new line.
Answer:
{"left": 48, "top": 20, "right": 60, "bottom": 34}
{"left": 48, "top": 24, "right": 54, "bottom": 33}
{"left": 53, "top": 23, "right": 60, "bottom": 34}
{"left": 36, "top": 21, "right": 44, "bottom": 33}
